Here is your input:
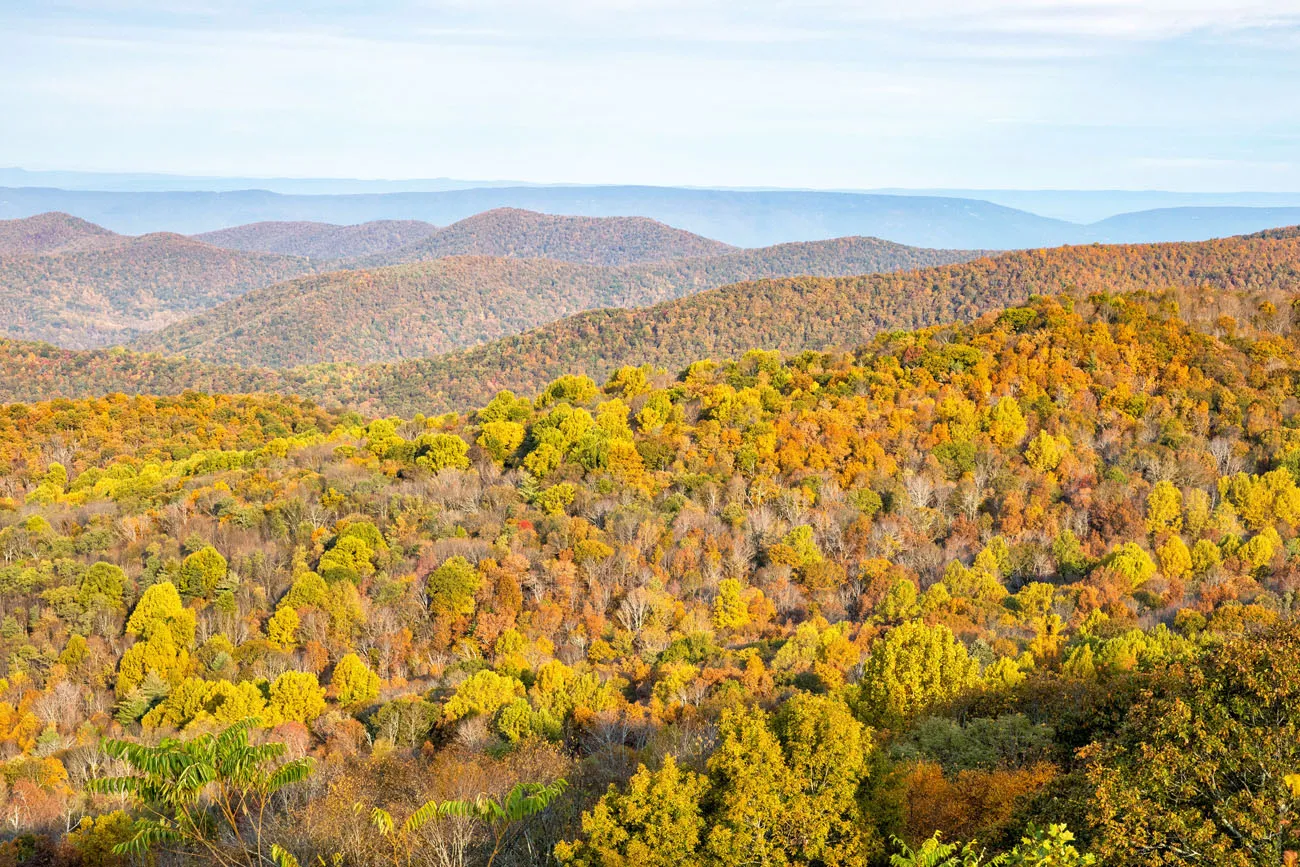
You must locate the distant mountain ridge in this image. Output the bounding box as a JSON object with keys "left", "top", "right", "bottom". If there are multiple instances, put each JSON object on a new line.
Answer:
{"left": 6, "top": 184, "right": 1300, "bottom": 249}
{"left": 131, "top": 235, "right": 979, "bottom": 367}
{"left": 1088, "top": 207, "right": 1300, "bottom": 244}
{"left": 7, "top": 169, "right": 1300, "bottom": 223}
{"left": 0, "top": 186, "right": 1084, "bottom": 248}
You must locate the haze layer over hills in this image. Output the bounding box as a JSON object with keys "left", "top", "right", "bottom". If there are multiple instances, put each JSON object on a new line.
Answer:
{"left": 6, "top": 182, "right": 1300, "bottom": 248}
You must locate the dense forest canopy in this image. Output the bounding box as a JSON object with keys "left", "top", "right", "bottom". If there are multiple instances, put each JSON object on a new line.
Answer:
{"left": 0, "top": 229, "right": 1297, "bottom": 864}
{"left": 129, "top": 237, "right": 979, "bottom": 369}
{"left": 355, "top": 208, "right": 739, "bottom": 267}
{"left": 0, "top": 210, "right": 978, "bottom": 367}
{"left": 0, "top": 231, "right": 315, "bottom": 348}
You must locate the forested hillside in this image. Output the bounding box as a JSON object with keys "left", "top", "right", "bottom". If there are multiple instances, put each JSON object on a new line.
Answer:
{"left": 0, "top": 212, "right": 121, "bottom": 256}
{"left": 195, "top": 219, "right": 439, "bottom": 259}
{"left": 0, "top": 279, "right": 1297, "bottom": 865}
{"left": 132, "top": 236, "right": 980, "bottom": 368}
{"left": 0, "top": 231, "right": 315, "bottom": 347}
{"left": 362, "top": 230, "right": 1299, "bottom": 411}
{"left": 2, "top": 231, "right": 1296, "bottom": 416}
{"left": 361, "top": 208, "right": 738, "bottom": 266}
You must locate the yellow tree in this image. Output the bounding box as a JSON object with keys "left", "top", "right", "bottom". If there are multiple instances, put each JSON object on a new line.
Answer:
{"left": 853, "top": 621, "right": 980, "bottom": 727}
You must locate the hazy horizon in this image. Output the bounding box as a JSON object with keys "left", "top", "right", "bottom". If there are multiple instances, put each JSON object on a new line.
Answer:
{"left": 4, "top": 2, "right": 1299, "bottom": 192}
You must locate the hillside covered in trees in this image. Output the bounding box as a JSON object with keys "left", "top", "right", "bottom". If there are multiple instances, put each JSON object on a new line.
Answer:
{"left": 359, "top": 208, "right": 739, "bottom": 267}
{"left": 131, "top": 236, "right": 981, "bottom": 368}
{"left": 0, "top": 231, "right": 1295, "bottom": 416}
{"left": 0, "top": 212, "right": 122, "bottom": 257}
{"left": 0, "top": 271, "right": 1297, "bottom": 864}
{"left": 195, "top": 219, "right": 440, "bottom": 259}
{"left": 0, "top": 215, "right": 317, "bottom": 348}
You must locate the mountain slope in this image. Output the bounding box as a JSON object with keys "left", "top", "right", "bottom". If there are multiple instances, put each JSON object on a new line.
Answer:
{"left": 315, "top": 228, "right": 1300, "bottom": 412}
{"left": 194, "top": 219, "right": 439, "bottom": 258}
{"left": 362, "top": 208, "right": 737, "bottom": 266}
{"left": 0, "top": 234, "right": 315, "bottom": 348}
{"left": 0, "top": 212, "right": 122, "bottom": 255}
{"left": 131, "top": 236, "right": 980, "bottom": 367}
{"left": 4, "top": 230, "right": 1297, "bottom": 415}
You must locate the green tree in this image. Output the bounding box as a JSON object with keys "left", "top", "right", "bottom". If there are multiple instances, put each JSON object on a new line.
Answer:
{"left": 1000, "top": 825, "right": 1095, "bottom": 866}
{"left": 126, "top": 581, "right": 196, "bottom": 644}
{"left": 853, "top": 621, "right": 980, "bottom": 727}
{"left": 87, "top": 719, "right": 313, "bottom": 867}
{"left": 889, "top": 835, "right": 992, "bottom": 867}
{"left": 1087, "top": 621, "right": 1300, "bottom": 865}
{"left": 889, "top": 825, "right": 1093, "bottom": 867}
{"left": 79, "top": 562, "right": 128, "bottom": 612}
{"left": 415, "top": 433, "right": 470, "bottom": 472}
{"left": 426, "top": 556, "right": 480, "bottom": 618}
{"left": 180, "top": 546, "right": 228, "bottom": 600}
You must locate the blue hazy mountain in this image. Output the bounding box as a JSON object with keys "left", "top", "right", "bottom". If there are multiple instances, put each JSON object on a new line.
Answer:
{"left": 1, "top": 182, "right": 1299, "bottom": 249}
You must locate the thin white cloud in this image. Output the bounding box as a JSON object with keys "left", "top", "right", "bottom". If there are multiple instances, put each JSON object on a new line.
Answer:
{"left": 1, "top": 0, "right": 1298, "bottom": 189}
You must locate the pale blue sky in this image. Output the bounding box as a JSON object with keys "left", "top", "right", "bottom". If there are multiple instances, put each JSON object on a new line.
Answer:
{"left": 3, "top": 1, "right": 1299, "bottom": 190}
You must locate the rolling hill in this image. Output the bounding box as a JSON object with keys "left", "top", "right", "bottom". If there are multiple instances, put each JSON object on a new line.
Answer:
{"left": 3, "top": 230, "right": 1296, "bottom": 415}
{"left": 0, "top": 211, "right": 122, "bottom": 256}
{"left": 130, "top": 236, "right": 981, "bottom": 367}
{"left": 193, "top": 209, "right": 736, "bottom": 265}
{"left": 194, "top": 219, "right": 439, "bottom": 258}
{"left": 0, "top": 232, "right": 315, "bottom": 348}
{"left": 360, "top": 208, "right": 737, "bottom": 266}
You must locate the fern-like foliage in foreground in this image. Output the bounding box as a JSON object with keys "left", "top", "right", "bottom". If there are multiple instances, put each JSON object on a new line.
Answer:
{"left": 87, "top": 718, "right": 314, "bottom": 867}
{"left": 358, "top": 778, "right": 568, "bottom": 867}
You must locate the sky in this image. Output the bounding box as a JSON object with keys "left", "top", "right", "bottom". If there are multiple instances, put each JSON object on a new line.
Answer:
{"left": 2, "top": 1, "right": 1300, "bottom": 191}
